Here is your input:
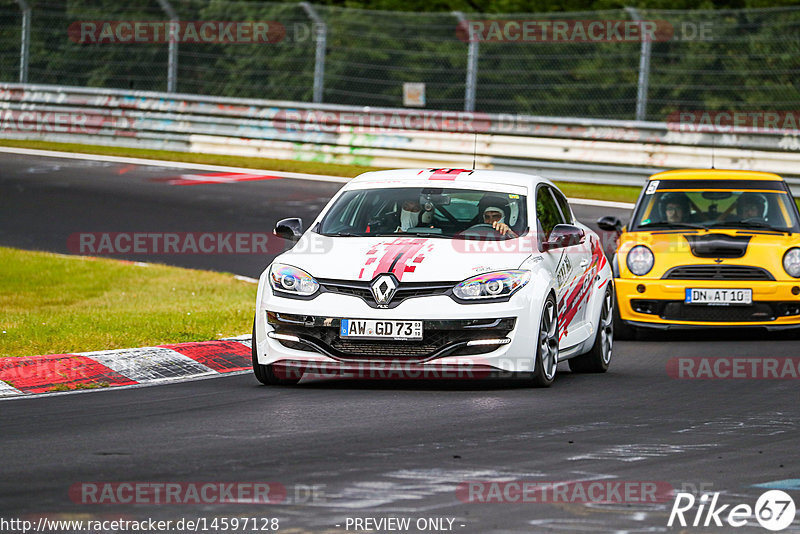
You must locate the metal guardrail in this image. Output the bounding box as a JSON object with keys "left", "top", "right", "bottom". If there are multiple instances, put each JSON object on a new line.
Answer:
{"left": 2, "top": 83, "right": 800, "bottom": 193}
{"left": 4, "top": 4, "right": 800, "bottom": 121}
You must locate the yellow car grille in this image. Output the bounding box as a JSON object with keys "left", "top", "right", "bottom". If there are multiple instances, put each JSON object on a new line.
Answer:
{"left": 662, "top": 265, "right": 774, "bottom": 281}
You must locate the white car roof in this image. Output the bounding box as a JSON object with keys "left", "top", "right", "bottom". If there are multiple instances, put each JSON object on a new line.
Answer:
{"left": 346, "top": 168, "right": 555, "bottom": 194}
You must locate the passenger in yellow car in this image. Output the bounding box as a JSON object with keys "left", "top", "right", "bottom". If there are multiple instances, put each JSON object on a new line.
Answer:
{"left": 659, "top": 193, "right": 692, "bottom": 224}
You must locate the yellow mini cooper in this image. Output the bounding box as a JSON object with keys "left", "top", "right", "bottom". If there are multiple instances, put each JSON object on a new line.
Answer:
{"left": 598, "top": 169, "right": 800, "bottom": 337}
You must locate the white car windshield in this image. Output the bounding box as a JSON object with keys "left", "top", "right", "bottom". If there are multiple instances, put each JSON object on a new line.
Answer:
{"left": 318, "top": 187, "right": 528, "bottom": 240}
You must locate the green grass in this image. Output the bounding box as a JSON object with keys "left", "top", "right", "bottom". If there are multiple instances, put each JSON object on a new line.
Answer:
{"left": 0, "top": 139, "right": 642, "bottom": 203}
{"left": 0, "top": 247, "right": 255, "bottom": 358}
{"left": 552, "top": 182, "right": 639, "bottom": 203}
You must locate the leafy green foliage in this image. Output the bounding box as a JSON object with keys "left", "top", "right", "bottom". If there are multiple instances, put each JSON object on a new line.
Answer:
{"left": 1, "top": 1, "right": 799, "bottom": 119}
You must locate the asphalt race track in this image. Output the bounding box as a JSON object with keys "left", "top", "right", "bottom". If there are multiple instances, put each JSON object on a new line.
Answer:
{"left": 1, "top": 152, "right": 799, "bottom": 533}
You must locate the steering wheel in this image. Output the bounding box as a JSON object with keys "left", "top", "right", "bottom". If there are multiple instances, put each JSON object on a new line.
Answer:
{"left": 460, "top": 223, "right": 503, "bottom": 237}
{"left": 741, "top": 216, "right": 768, "bottom": 224}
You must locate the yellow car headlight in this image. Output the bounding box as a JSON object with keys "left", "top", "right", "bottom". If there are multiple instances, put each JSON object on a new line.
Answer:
{"left": 783, "top": 248, "right": 800, "bottom": 278}
{"left": 627, "top": 245, "right": 654, "bottom": 276}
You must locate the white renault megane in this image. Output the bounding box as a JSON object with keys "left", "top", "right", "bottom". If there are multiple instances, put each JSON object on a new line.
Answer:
{"left": 253, "top": 168, "right": 614, "bottom": 387}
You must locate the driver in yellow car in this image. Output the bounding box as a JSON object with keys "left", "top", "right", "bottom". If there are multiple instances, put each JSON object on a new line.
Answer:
{"left": 736, "top": 192, "right": 768, "bottom": 220}
{"left": 484, "top": 206, "right": 518, "bottom": 237}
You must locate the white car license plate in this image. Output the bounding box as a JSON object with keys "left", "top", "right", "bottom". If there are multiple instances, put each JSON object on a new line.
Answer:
{"left": 685, "top": 288, "right": 752, "bottom": 306}
{"left": 340, "top": 319, "right": 423, "bottom": 340}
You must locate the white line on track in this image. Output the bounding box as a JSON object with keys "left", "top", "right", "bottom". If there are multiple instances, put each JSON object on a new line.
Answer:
{"left": 0, "top": 370, "right": 251, "bottom": 402}
{"left": 0, "top": 146, "right": 351, "bottom": 184}
{"left": 0, "top": 146, "right": 636, "bottom": 210}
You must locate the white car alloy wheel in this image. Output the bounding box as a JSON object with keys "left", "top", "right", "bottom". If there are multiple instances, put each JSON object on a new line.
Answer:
{"left": 599, "top": 289, "right": 613, "bottom": 365}
{"left": 532, "top": 295, "right": 559, "bottom": 387}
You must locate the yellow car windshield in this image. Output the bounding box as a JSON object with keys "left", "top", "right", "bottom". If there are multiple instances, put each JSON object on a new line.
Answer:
{"left": 631, "top": 182, "right": 800, "bottom": 232}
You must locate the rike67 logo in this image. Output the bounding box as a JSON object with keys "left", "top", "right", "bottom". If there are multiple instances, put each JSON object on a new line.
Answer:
{"left": 668, "top": 490, "right": 796, "bottom": 531}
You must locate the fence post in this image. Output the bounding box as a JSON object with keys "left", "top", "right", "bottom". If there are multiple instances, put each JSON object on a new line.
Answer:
{"left": 156, "top": 0, "right": 178, "bottom": 92}
{"left": 14, "top": 0, "right": 31, "bottom": 83}
{"left": 300, "top": 2, "right": 326, "bottom": 104}
{"left": 453, "top": 11, "right": 478, "bottom": 112}
{"left": 626, "top": 7, "right": 651, "bottom": 121}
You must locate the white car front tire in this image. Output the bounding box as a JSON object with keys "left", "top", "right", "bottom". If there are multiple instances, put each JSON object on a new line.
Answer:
{"left": 530, "top": 294, "right": 559, "bottom": 387}
{"left": 252, "top": 318, "right": 302, "bottom": 386}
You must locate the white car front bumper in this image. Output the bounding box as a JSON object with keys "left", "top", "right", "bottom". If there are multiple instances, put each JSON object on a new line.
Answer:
{"left": 254, "top": 282, "right": 543, "bottom": 377}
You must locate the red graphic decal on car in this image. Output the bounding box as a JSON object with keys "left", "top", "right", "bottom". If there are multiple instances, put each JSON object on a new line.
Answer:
{"left": 360, "top": 239, "right": 432, "bottom": 280}
{"left": 429, "top": 168, "right": 470, "bottom": 181}
{"left": 558, "top": 267, "right": 596, "bottom": 340}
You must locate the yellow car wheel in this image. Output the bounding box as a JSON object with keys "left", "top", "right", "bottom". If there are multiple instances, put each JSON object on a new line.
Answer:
{"left": 612, "top": 293, "right": 637, "bottom": 341}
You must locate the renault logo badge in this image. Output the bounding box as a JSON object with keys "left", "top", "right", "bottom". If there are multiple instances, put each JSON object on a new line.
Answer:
{"left": 371, "top": 274, "right": 398, "bottom": 305}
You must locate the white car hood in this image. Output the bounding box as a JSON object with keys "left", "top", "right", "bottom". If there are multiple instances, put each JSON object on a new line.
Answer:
{"left": 276, "top": 233, "right": 535, "bottom": 282}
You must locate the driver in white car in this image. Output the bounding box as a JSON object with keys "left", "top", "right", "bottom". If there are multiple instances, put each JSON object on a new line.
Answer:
{"left": 483, "top": 206, "right": 518, "bottom": 237}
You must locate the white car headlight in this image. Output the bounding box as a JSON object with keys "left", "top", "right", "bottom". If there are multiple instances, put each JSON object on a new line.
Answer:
{"left": 269, "top": 263, "right": 319, "bottom": 296}
{"left": 783, "top": 248, "right": 800, "bottom": 278}
{"left": 453, "top": 270, "right": 530, "bottom": 301}
{"left": 626, "top": 245, "right": 654, "bottom": 276}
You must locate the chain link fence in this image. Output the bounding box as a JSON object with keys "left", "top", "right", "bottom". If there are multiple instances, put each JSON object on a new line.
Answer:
{"left": 1, "top": 1, "right": 800, "bottom": 121}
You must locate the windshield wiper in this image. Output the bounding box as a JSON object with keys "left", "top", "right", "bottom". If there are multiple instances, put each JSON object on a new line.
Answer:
{"left": 707, "top": 221, "right": 784, "bottom": 232}
{"left": 364, "top": 231, "right": 455, "bottom": 239}
{"left": 408, "top": 232, "right": 453, "bottom": 239}
{"left": 638, "top": 222, "right": 707, "bottom": 230}
{"left": 324, "top": 232, "right": 362, "bottom": 237}
{"left": 365, "top": 232, "right": 418, "bottom": 237}
{"left": 452, "top": 235, "right": 516, "bottom": 241}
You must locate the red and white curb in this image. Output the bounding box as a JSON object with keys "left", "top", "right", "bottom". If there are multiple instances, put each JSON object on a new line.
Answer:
{"left": 0, "top": 336, "right": 253, "bottom": 399}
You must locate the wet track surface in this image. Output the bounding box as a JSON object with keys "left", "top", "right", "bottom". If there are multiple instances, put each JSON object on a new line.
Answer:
{"left": 0, "top": 154, "right": 343, "bottom": 277}
{"left": 1, "top": 152, "right": 799, "bottom": 533}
